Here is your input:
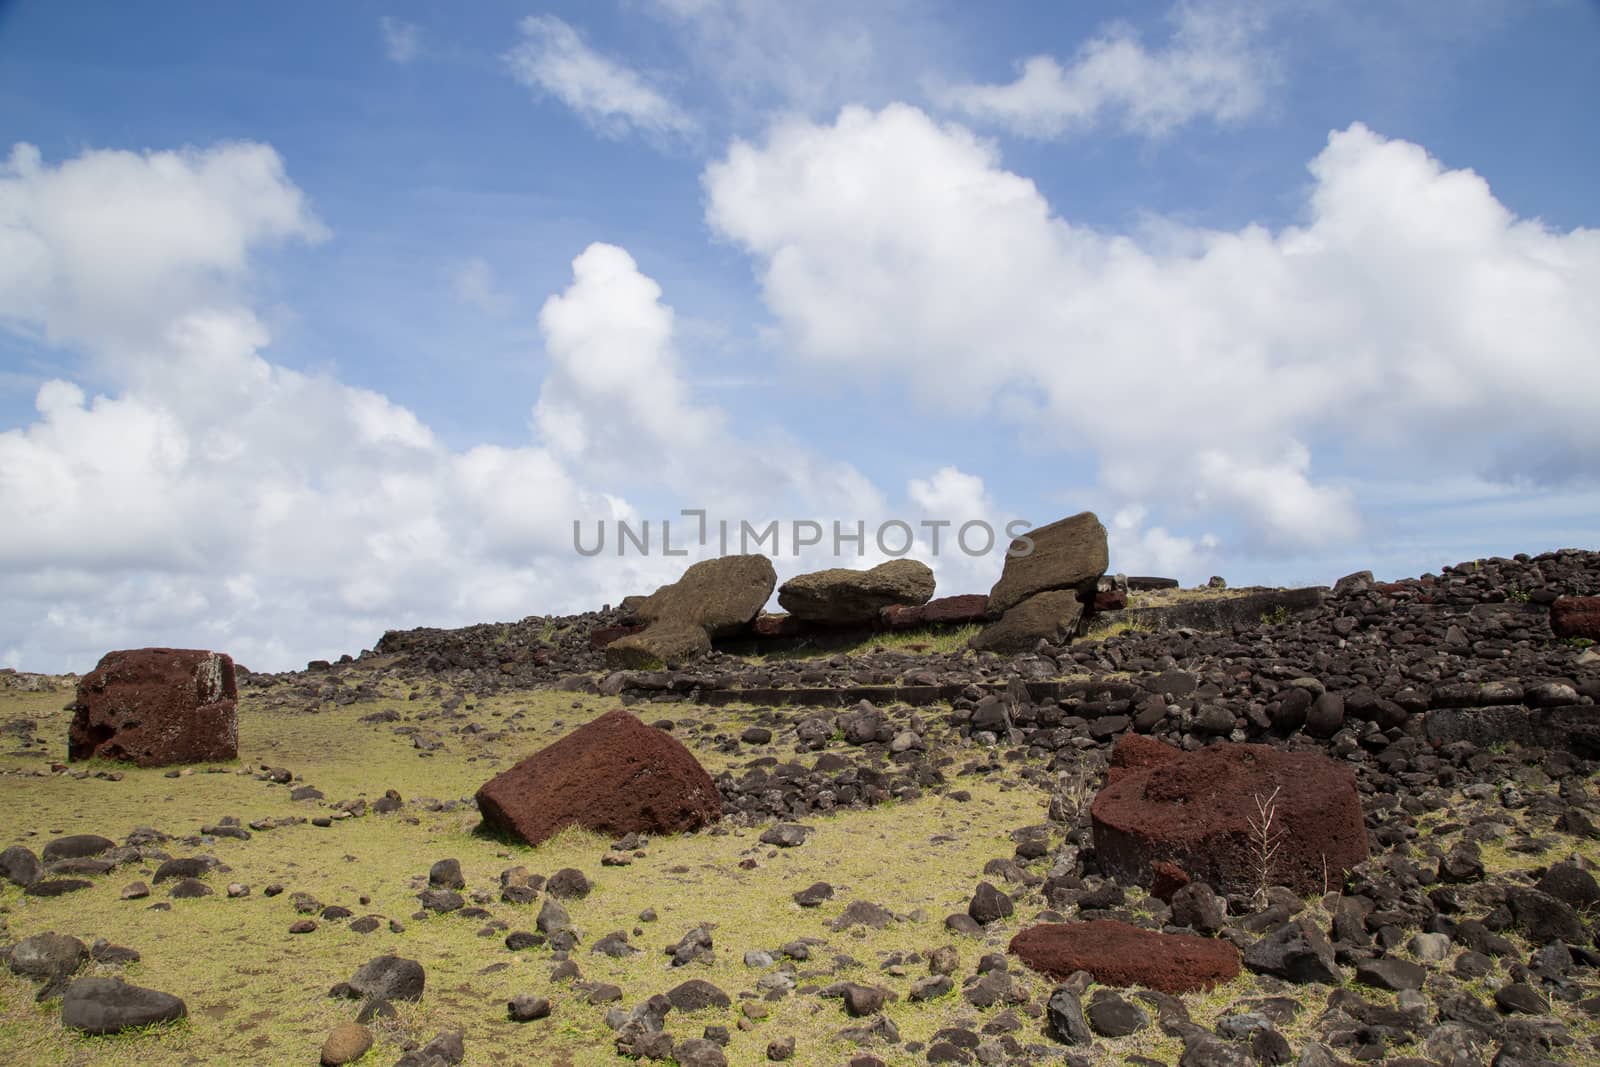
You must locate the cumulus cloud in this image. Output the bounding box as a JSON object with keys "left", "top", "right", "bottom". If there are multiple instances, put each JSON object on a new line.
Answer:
{"left": 0, "top": 143, "right": 666, "bottom": 672}
{"left": 941, "top": 0, "right": 1275, "bottom": 137}
{"left": 534, "top": 242, "right": 723, "bottom": 482}
{"left": 379, "top": 16, "right": 422, "bottom": 64}
{"left": 505, "top": 15, "right": 695, "bottom": 140}
{"left": 704, "top": 105, "right": 1600, "bottom": 553}
{"left": 0, "top": 141, "right": 913, "bottom": 671}
{"left": 0, "top": 141, "right": 324, "bottom": 353}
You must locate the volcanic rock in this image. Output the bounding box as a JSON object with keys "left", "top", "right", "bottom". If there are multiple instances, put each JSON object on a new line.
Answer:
{"left": 1090, "top": 735, "right": 1367, "bottom": 896}
{"left": 0, "top": 845, "right": 42, "bottom": 888}
{"left": 476, "top": 709, "right": 720, "bottom": 846}
{"left": 881, "top": 594, "right": 989, "bottom": 629}
{"left": 1010, "top": 920, "right": 1241, "bottom": 994}
{"left": 347, "top": 955, "right": 426, "bottom": 1002}
{"left": 608, "top": 555, "right": 777, "bottom": 667}
{"left": 68, "top": 648, "right": 237, "bottom": 767}
{"left": 778, "top": 560, "right": 935, "bottom": 625}
{"left": 1551, "top": 596, "right": 1600, "bottom": 640}
{"left": 1241, "top": 918, "right": 1341, "bottom": 984}
{"left": 969, "top": 589, "right": 1085, "bottom": 653}
{"left": 61, "top": 977, "right": 187, "bottom": 1034}
{"left": 986, "top": 511, "right": 1109, "bottom": 616}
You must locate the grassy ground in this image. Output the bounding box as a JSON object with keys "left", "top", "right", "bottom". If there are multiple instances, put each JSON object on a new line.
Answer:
{"left": 5, "top": 673, "right": 1598, "bottom": 1066}
{"left": 2, "top": 676, "right": 1066, "bottom": 1066}
{"left": 730, "top": 623, "right": 985, "bottom": 664}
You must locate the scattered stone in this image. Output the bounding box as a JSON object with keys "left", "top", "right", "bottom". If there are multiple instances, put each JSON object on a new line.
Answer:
{"left": 547, "top": 868, "right": 592, "bottom": 899}
{"left": 1242, "top": 919, "right": 1341, "bottom": 985}
{"left": 60, "top": 976, "right": 187, "bottom": 1034}
{"left": 347, "top": 955, "right": 426, "bottom": 1002}
{"left": 0, "top": 844, "right": 42, "bottom": 887}
{"left": 793, "top": 881, "right": 833, "bottom": 907}
{"left": 967, "top": 882, "right": 1013, "bottom": 925}
{"left": 508, "top": 995, "right": 551, "bottom": 1022}
{"left": 321, "top": 1022, "right": 374, "bottom": 1065}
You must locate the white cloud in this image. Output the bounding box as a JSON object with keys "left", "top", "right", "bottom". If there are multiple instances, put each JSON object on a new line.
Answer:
{"left": 0, "top": 141, "right": 325, "bottom": 354}
{"left": 0, "top": 141, "right": 918, "bottom": 671}
{"left": 646, "top": 0, "right": 939, "bottom": 119}
{"left": 505, "top": 15, "right": 695, "bottom": 140}
{"left": 941, "top": 0, "right": 1275, "bottom": 137}
{"left": 704, "top": 105, "right": 1600, "bottom": 553}
{"left": 534, "top": 242, "right": 722, "bottom": 480}
{"left": 379, "top": 16, "right": 422, "bottom": 64}
{"left": 0, "top": 143, "right": 651, "bottom": 672}
{"left": 1108, "top": 505, "right": 1218, "bottom": 579}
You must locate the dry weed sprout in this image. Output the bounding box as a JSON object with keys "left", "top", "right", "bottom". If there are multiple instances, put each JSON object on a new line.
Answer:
{"left": 1248, "top": 785, "right": 1286, "bottom": 908}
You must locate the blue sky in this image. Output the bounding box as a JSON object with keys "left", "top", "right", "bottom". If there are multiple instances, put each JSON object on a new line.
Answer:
{"left": 1, "top": 0, "right": 1596, "bottom": 672}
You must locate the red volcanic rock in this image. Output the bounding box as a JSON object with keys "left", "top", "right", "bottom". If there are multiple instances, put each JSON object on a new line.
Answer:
{"left": 69, "top": 649, "right": 238, "bottom": 768}
{"left": 881, "top": 594, "right": 991, "bottom": 630}
{"left": 1551, "top": 597, "right": 1600, "bottom": 640}
{"left": 1010, "top": 920, "right": 1240, "bottom": 995}
{"left": 1149, "top": 860, "right": 1191, "bottom": 902}
{"left": 1092, "top": 589, "right": 1128, "bottom": 612}
{"left": 476, "top": 709, "right": 720, "bottom": 846}
{"left": 1090, "top": 735, "right": 1367, "bottom": 897}
{"left": 752, "top": 614, "right": 807, "bottom": 638}
{"left": 1104, "top": 734, "right": 1180, "bottom": 785}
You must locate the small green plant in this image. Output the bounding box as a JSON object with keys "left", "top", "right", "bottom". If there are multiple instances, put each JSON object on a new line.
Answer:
{"left": 1563, "top": 636, "right": 1596, "bottom": 650}
{"left": 1084, "top": 616, "right": 1154, "bottom": 641}
{"left": 1259, "top": 606, "right": 1290, "bottom": 626}
{"left": 1508, "top": 588, "right": 1531, "bottom": 603}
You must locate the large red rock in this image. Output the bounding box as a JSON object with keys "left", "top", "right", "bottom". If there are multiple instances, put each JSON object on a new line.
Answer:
{"left": 1010, "top": 920, "right": 1241, "bottom": 994}
{"left": 1090, "top": 735, "right": 1367, "bottom": 897}
{"left": 475, "top": 709, "right": 721, "bottom": 846}
{"left": 68, "top": 649, "right": 237, "bottom": 767}
{"left": 1551, "top": 597, "right": 1600, "bottom": 640}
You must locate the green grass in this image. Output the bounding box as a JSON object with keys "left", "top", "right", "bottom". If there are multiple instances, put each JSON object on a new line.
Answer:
{"left": 0, "top": 675, "right": 1068, "bottom": 1066}
{"left": 738, "top": 623, "right": 983, "bottom": 663}
{"left": 9, "top": 669, "right": 1600, "bottom": 1065}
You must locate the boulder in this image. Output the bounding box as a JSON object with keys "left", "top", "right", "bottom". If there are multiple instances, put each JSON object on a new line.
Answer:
{"left": 1551, "top": 596, "right": 1600, "bottom": 640}
{"left": 8, "top": 932, "right": 87, "bottom": 986}
{"left": 0, "top": 845, "right": 42, "bottom": 887}
{"left": 778, "top": 560, "right": 934, "bottom": 625}
{"left": 1090, "top": 735, "right": 1367, "bottom": 897}
{"left": 632, "top": 554, "right": 777, "bottom": 636}
{"left": 604, "top": 621, "right": 710, "bottom": 670}
{"left": 1010, "top": 920, "right": 1241, "bottom": 995}
{"left": 476, "top": 709, "right": 720, "bottom": 846}
{"left": 986, "top": 512, "right": 1108, "bottom": 617}
{"left": 606, "top": 555, "right": 776, "bottom": 667}
{"left": 61, "top": 977, "right": 187, "bottom": 1034}
{"left": 347, "top": 955, "right": 426, "bottom": 1002}
{"left": 68, "top": 648, "right": 237, "bottom": 767}
{"left": 969, "top": 589, "right": 1084, "bottom": 653}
